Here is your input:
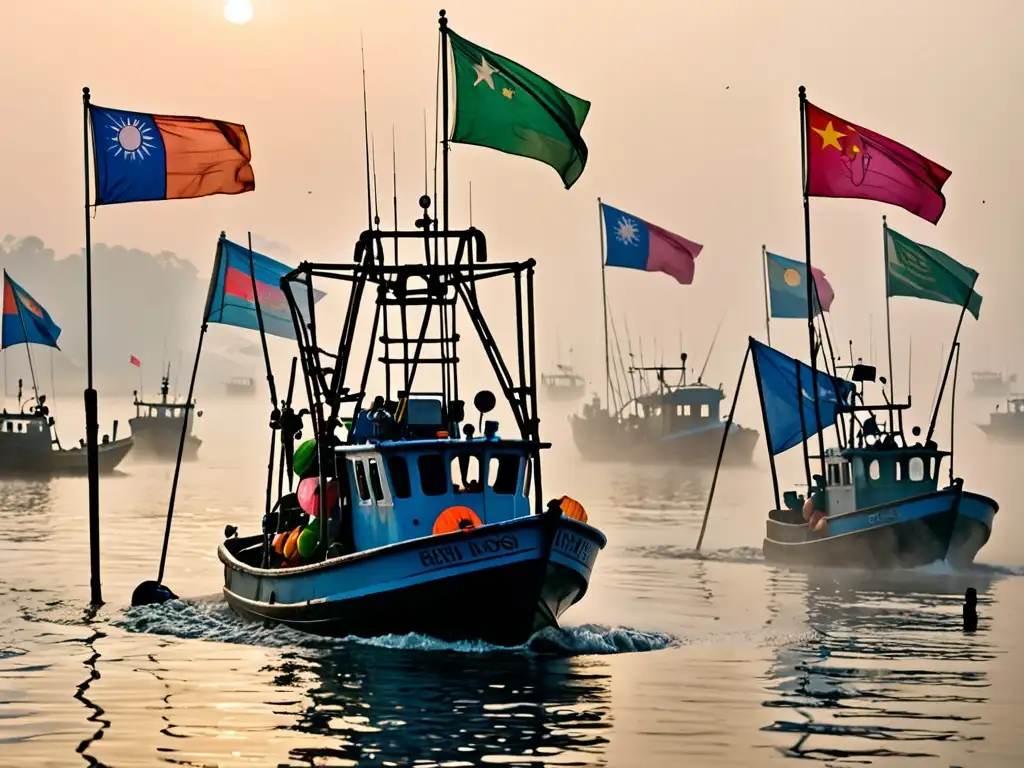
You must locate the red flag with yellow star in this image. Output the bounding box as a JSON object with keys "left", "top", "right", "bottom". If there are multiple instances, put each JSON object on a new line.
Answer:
{"left": 804, "top": 101, "right": 951, "bottom": 224}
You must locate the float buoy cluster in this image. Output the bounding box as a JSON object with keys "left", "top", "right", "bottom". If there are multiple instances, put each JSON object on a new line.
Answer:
{"left": 271, "top": 438, "right": 341, "bottom": 567}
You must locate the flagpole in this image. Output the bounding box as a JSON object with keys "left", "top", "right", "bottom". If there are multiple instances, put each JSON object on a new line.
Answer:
{"left": 761, "top": 244, "right": 771, "bottom": 346}
{"left": 439, "top": 9, "right": 450, "bottom": 235}
{"left": 882, "top": 215, "right": 896, "bottom": 433}
{"left": 799, "top": 85, "right": 826, "bottom": 481}
{"left": 926, "top": 277, "right": 976, "bottom": 443}
{"left": 597, "top": 198, "right": 611, "bottom": 411}
{"left": 82, "top": 85, "right": 102, "bottom": 607}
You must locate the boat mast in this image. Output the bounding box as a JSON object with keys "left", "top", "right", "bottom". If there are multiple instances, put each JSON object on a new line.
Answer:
{"left": 882, "top": 215, "right": 896, "bottom": 434}
{"left": 760, "top": 244, "right": 771, "bottom": 346}
{"left": 597, "top": 197, "right": 612, "bottom": 412}
{"left": 798, "top": 86, "right": 827, "bottom": 480}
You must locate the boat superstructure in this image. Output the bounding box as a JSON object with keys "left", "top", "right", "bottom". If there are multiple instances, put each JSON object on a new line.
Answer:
{"left": 128, "top": 366, "right": 202, "bottom": 460}
{"left": 219, "top": 196, "right": 606, "bottom": 645}
{"left": 977, "top": 395, "right": 1024, "bottom": 442}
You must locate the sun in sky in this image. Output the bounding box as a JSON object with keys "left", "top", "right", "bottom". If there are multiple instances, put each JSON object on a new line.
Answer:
{"left": 105, "top": 115, "right": 156, "bottom": 161}
{"left": 224, "top": 0, "right": 254, "bottom": 25}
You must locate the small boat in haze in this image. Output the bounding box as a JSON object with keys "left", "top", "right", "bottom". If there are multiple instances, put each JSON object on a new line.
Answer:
{"left": 540, "top": 363, "right": 585, "bottom": 402}
{"left": 1, "top": 271, "right": 132, "bottom": 475}
{"left": 570, "top": 353, "right": 759, "bottom": 465}
{"left": 977, "top": 395, "right": 1024, "bottom": 442}
{"left": 129, "top": 365, "right": 202, "bottom": 461}
{"left": 970, "top": 370, "right": 1016, "bottom": 398}
{"left": 224, "top": 376, "right": 257, "bottom": 397}
{"left": 219, "top": 196, "right": 606, "bottom": 646}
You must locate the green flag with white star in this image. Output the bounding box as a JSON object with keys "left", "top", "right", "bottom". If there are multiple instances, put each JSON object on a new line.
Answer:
{"left": 448, "top": 29, "right": 590, "bottom": 189}
{"left": 885, "top": 226, "right": 982, "bottom": 320}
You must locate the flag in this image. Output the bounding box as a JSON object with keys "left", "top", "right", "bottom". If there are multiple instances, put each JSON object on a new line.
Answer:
{"left": 885, "top": 226, "right": 981, "bottom": 320}
{"left": 449, "top": 29, "right": 590, "bottom": 189}
{"left": 804, "top": 100, "right": 951, "bottom": 224}
{"left": 204, "top": 237, "right": 327, "bottom": 341}
{"left": 1, "top": 271, "right": 61, "bottom": 350}
{"left": 600, "top": 202, "right": 703, "bottom": 285}
{"left": 130, "top": 355, "right": 141, "bottom": 367}
{"left": 749, "top": 337, "right": 854, "bottom": 455}
{"left": 89, "top": 105, "right": 255, "bottom": 205}
{"left": 765, "top": 251, "right": 834, "bottom": 318}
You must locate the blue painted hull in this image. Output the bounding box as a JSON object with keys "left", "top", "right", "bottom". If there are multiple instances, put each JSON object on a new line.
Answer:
{"left": 948, "top": 491, "right": 998, "bottom": 568}
{"left": 219, "top": 515, "right": 606, "bottom": 646}
{"left": 764, "top": 488, "right": 967, "bottom": 569}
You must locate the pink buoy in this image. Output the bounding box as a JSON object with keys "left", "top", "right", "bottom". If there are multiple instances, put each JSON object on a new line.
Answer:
{"left": 802, "top": 496, "right": 815, "bottom": 521}
{"left": 297, "top": 476, "right": 341, "bottom": 517}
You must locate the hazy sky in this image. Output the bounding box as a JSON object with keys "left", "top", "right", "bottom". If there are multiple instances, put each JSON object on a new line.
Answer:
{"left": 3, "top": 0, "right": 1022, "bottom": 423}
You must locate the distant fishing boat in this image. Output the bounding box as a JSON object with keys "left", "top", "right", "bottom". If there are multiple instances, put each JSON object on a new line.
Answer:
{"left": 570, "top": 354, "right": 758, "bottom": 465}
{"left": 540, "top": 364, "right": 585, "bottom": 402}
{"left": 224, "top": 376, "right": 257, "bottom": 397}
{"left": 129, "top": 364, "right": 202, "bottom": 461}
{"left": 977, "top": 396, "right": 1024, "bottom": 442}
{"left": 218, "top": 195, "right": 606, "bottom": 645}
{"left": 970, "top": 370, "right": 1016, "bottom": 398}
{"left": 1, "top": 271, "right": 132, "bottom": 476}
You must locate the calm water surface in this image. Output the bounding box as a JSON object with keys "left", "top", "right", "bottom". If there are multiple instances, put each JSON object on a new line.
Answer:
{"left": 1, "top": 395, "right": 1022, "bottom": 766}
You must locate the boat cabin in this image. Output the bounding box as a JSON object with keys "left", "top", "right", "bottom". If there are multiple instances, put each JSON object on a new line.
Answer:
{"left": 820, "top": 445, "right": 947, "bottom": 516}
{"left": 633, "top": 384, "right": 725, "bottom": 433}
{"left": 334, "top": 395, "right": 534, "bottom": 552}
{"left": 0, "top": 412, "right": 53, "bottom": 452}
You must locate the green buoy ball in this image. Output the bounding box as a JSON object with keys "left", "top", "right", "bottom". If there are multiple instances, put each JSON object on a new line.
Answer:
{"left": 293, "top": 439, "right": 317, "bottom": 477}
{"left": 297, "top": 525, "right": 319, "bottom": 559}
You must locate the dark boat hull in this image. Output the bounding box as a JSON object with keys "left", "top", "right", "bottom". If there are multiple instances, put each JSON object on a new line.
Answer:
{"left": 0, "top": 437, "right": 134, "bottom": 476}
{"left": 543, "top": 384, "right": 585, "bottom": 402}
{"left": 763, "top": 488, "right": 968, "bottom": 570}
{"left": 976, "top": 421, "right": 1024, "bottom": 443}
{"left": 948, "top": 491, "right": 998, "bottom": 568}
{"left": 570, "top": 415, "right": 758, "bottom": 466}
{"left": 220, "top": 515, "right": 605, "bottom": 646}
{"left": 128, "top": 416, "right": 201, "bottom": 461}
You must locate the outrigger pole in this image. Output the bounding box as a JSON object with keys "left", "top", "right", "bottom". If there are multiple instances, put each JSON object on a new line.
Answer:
{"left": 82, "top": 86, "right": 102, "bottom": 607}
{"left": 696, "top": 344, "right": 751, "bottom": 551}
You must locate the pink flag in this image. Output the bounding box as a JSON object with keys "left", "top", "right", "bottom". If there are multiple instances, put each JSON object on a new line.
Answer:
{"left": 130, "top": 354, "right": 141, "bottom": 367}
{"left": 805, "top": 100, "right": 951, "bottom": 224}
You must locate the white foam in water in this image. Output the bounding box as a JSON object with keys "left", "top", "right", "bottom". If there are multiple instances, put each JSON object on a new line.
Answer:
{"left": 116, "top": 598, "right": 677, "bottom": 656}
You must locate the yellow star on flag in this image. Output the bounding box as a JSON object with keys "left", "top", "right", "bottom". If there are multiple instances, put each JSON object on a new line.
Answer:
{"left": 812, "top": 120, "right": 846, "bottom": 151}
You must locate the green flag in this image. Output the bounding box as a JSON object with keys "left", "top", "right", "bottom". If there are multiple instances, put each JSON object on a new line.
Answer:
{"left": 448, "top": 30, "right": 590, "bottom": 189}
{"left": 885, "top": 226, "right": 982, "bottom": 320}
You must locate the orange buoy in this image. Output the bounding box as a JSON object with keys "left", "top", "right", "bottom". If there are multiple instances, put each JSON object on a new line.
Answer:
{"left": 282, "top": 526, "right": 303, "bottom": 560}
{"left": 802, "top": 496, "right": 815, "bottom": 521}
{"left": 558, "top": 495, "right": 588, "bottom": 523}
{"left": 272, "top": 532, "right": 286, "bottom": 555}
{"left": 433, "top": 505, "right": 483, "bottom": 535}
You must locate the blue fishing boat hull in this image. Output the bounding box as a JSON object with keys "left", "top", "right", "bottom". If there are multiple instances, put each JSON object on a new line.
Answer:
{"left": 948, "top": 491, "right": 998, "bottom": 568}
{"left": 570, "top": 415, "right": 758, "bottom": 466}
{"left": 219, "top": 515, "right": 606, "bottom": 646}
{"left": 763, "top": 488, "right": 965, "bottom": 570}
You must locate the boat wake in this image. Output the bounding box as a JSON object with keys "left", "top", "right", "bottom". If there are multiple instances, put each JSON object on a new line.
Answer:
{"left": 631, "top": 544, "right": 766, "bottom": 564}
{"left": 115, "top": 597, "right": 675, "bottom": 656}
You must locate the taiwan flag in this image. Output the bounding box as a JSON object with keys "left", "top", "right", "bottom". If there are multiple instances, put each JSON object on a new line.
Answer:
{"left": 600, "top": 202, "right": 703, "bottom": 285}
{"left": 204, "top": 237, "right": 326, "bottom": 341}
{"left": 2, "top": 271, "right": 61, "bottom": 350}
{"left": 89, "top": 104, "right": 255, "bottom": 205}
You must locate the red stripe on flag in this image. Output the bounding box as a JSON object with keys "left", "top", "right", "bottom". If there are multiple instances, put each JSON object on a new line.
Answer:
{"left": 223, "top": 266, "right": 289, "bottom": 313}
{"left": 2, "top": 279, "right": 16, "bottom": 316}
{"left": 130, "top": 355, "right": 141, "bottom": 367}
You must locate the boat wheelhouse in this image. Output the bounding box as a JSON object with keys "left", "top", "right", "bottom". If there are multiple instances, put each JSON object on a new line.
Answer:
{"left": 225, "top": 376, "right": 256, "bottom": 397}
{"left": 970, "top": 370, "right": 1016, "bottom": 398}
{"left": 977, "top": 395, "right": 1024, "bottom": 442}
{"left": 129, "top": 367, "right": 202, "bottom": 460}
{"left": 540, "top": 364, "right": 585, "bottom": 402}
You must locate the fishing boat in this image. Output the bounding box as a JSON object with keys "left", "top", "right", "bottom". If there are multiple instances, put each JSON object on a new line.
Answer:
{"left": 570, "top": 355, "right": 759, "bottom": 465}
{"left": 128, "top": 366, "right": 202, "bottom": 461}
{"left": 224, "top": 376, "right": 257, "bottom": 397}
{"left": 540, "top": 363, "right": 585, "bottom": 402}
{"left": 1, "top": 271, "right": 132, "bottom": 475}
{"left": 970, "top": 370, "right": 1015, "bottom": 398}
{"left": 218, "top": 195, "right": 607, "bottom": 645}
{"left": 977, "top": 395, "right": 1024, "bottom": 442}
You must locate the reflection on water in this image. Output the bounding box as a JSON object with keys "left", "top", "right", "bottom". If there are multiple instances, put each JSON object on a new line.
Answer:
{"left": 762, "top": 569, "right": 998, "bottom": 762}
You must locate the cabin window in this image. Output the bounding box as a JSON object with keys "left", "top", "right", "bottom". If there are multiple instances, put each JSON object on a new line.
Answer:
{"left": 895, "top": 462, "right": 903, "bottom": 481}
{"left": 452, "top": 454, "right": 481, "bottom": 493}
{"left": 488, "top": 454, "right": 520, "bottom": 494}
{"left": 683, "top": 405, "right": 692, "bottom": 417}
{"left": 523, "top": 460, "right": 532, "bottom": 498}
{"left": 367, "top": 458, "right": 385, "bottom": 501}
{"left": 700, "top": 404, "right": 710, "bottom": 418}
{"left": 827, "top": 464, "right": 839, "bottom": 486}
{"left": 908, "top": 456, "right": 926, "bottom": 482}
{"left": 869, "top": 460, "right": 881, "bottom": 481}
{"left": 418, "top": 453, "right": 448, "bottom": 496}
{"left": 676, "top": 405, "right": 684, "bottom": 417}
{"left": 387, "top": 456, "right": 411, "bottom": 499}
{"left": 841, "top": 463, "right": 851, "bottom": 486}
{"left": 353, "top": 461, "right": 371, "bottom": 502}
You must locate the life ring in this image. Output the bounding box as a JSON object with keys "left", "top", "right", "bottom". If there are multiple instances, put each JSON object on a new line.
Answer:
{"left": 558, "top": 495, "right": 588, "bottom": 523}
{"left": 433, "top": 505, "right": 483, "bottom": 535}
